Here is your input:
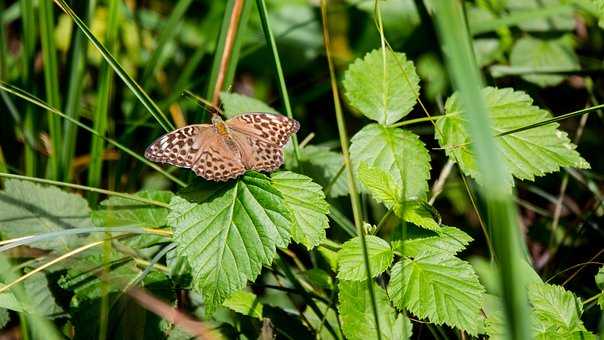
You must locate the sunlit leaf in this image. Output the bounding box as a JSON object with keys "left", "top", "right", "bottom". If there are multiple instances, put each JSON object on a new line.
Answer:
{"left": 393, "top": 225, "right": 472, "bottom": 257}
{"left": 351, "top": 124, "right": 431, "bottom": 200}
{"left": 388, "top": 251, "right": 485, "bottom": 335}
{"left": 339, "top": 280, "right": 411, "bottom": 340}
{"left": 168, "top": 172, "right": 292, "bottom": 314}
{"left": 0, "top": 180, "right": 94, "bottom": 251}
{"left": 437, "top": 87, "right": 589, "bottom": 186}
{"left": 271, "top": 171, "right": 329, "bottom": 249}
{"left": 343, "top": 48, "right": 419, "bottom": 124}
{"left": 337, "top": 235, "right": 393, "bottom": 280}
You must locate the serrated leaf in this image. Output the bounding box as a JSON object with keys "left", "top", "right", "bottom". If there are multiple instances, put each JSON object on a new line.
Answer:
{"left": 285, "top": 144, "right": 348, "bottom": 197}
{"left": 271, "top": 171, "right": 330, "bottom": 249}
{"left": 343, "top": 48, "right": 419, "bottom": 124}
{"left": 351, "top": 124, "right": 431, "bottom": 200}
{"left": 510, "top": 35, "right": 579, "bottom": 87}
{"left": 388, "top": 252, "right": 485, "bottom": 335}
{"left": 92, "top": 190, "right": 173, "bottom": 248}
{"left": 0, "top": 308, "right": 8, "bottom": 329}
{"left": 437, "top": 87, "right": 589, "bottom": 185}
{"left": 596, "top": 266, "right": 604, "bottom": 310}
{"left": 0, "top": 179, "right": 94, "bottom": 251}
{"left": 337, "top": 235, "right": 393, "bottom": 280}
{"left": 397, "top": 201, "right": 440, "bottom": 230}
{"left": 393, "top": 225, "right": 472, "bottom": 257}
{"left": 220, "top": 92, "right": 278, "bottom": 119}
{"left": 223, "top": 290, "right": 263, "bottom": 320}
{"left": 168, "top": 172, "right": 292, "bottom": 315}
{"left": 529, "top": 282, "right": 596, "bottom": 339}
{"left": 338, "top": 280, "right": 411, "bottom": 340}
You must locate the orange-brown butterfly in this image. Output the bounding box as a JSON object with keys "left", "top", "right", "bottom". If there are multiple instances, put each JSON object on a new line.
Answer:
{"left": 145, "top": 113, "right": 299, "bottom": 181}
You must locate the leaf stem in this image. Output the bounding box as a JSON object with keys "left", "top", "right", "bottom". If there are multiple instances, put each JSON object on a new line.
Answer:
{"left": 320, "top": 2, "right": 381, "bottom": 340}
{"left": 256, "top": 0, "right": 301, "bottom": 164}
{"left": 0, "top": 173, "right": 170, "bottom": 207}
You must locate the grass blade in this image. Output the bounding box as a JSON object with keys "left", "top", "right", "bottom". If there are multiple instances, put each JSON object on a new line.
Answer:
{"left": 39, "top": 0, "right": 63, "bottom": 180}
{"left": 52, "top": 0, "right": 174, "bottom": 132}
{"left": 87, "top": 0, "right": 119, "bottom": 204}
{"left": 432, "top": 2, "right": 532, "bottom": 339}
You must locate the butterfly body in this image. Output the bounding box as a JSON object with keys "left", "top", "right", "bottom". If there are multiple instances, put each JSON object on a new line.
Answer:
{"left": 145, "top": 113, "right": 299, "bottom": 182}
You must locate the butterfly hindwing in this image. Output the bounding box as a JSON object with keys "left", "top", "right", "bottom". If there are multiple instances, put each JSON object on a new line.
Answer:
{"left": 191, "top": 134, "right": 246, "bottom": 181}
{"left": 144, "top": 124, "right": 212, "bottom": 168}
{"left": 230, "top": 133, "right": 284, "bottom": 173}
{"left": 226, "top": 113, "right": 300, "bottom": 147}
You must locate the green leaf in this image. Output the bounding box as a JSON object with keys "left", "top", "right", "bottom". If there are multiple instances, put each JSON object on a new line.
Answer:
{"left": 338, "top": 280, "right": 412, "bottom": 340}
{"left": 220, "top": 92, "right": 278, "bottom": 119}
{"left": 337, "top": 235, "right": 393, "bottom": 280}
{"left": 388, "top": 252, "right": 485, "bottom": 335}
{"left": 397, "top": 201, "right": 440, "bottom": 231}
{"left": 529, "top": 282, "right": 596, "bottom": 339}
{"left": 596, "top": 266, "right": 604, "bottom": 310}
{"left": 0, "top": 307, "right": 8, "bottom": 329}
{"left": 0, "top": 179, "right": 95, "bottom": 251}
{"left": 483, "top": 294, "right": 506, "bottom": 339}
{"left": 300, "top": 268, "right": 334, "bottom": 290}
{"left": 91, "top": 190, "right": 173, "bottom": 248}
{"left": 168, "top": 172, "right": 292, "bottom": 315}
{"left": 437, "top": 87, "right": 589, "bottom": 185}
{"left": 303, "top": 301, "right": 342, "bottom": 340}
{"left": 350, "top": 124, "right": 431, "bottom": 200}
{"left": 285, "top": 144, "right": 348, "bottom": 198}
{"left": 0, "top": 273, "right": 62, "bottom": 317}
{"left": 510, "top": 35, "right": 579, "bottom": 87}
{"left": 393, "top": 225, "right": 472, "bottom": 257}
{"left": 271, "top": 171, "right": 329, "bottom": 249}
{"left": 222, "top": 290, "right": 263, "bottom": 320}
{"left": 343, "top": 48, "right": 419, "bottom": 124}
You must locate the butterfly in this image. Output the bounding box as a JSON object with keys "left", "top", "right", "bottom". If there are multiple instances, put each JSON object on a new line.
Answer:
{"left": 144, "top": 113, "right": 300, "bottom": 181}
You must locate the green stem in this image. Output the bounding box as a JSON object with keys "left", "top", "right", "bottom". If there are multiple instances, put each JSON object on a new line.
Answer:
{"left": 391, "top": 114, "right": 444, "bottom": 127}
{"left": 256, "top": 0, "right": 301, "bottom": 164}
{"left": 320, "top": 2, "right": 381, "bottom": 340}
{"left": 0, "top": 173, "right": 170, "bottom": 207}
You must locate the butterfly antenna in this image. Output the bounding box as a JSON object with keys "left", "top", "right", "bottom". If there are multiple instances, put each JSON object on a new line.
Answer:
{"left": 182, "top": 90, "right": 224, "bottom": 117}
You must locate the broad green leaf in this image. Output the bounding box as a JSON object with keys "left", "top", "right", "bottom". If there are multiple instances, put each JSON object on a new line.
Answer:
{"left": 168, "top": 172, "right": 292, "bottom": 314}
{"left": 337, "top": 235, "right": 393, "bottom": 280}
{"left": 285, "top": 144, "right": 348, "bottom": 197}
{"left": 343, "top": 48, "right": 420, "bottom": 124}
{"left": 596, "top": 266, "right": 604, "bottom": 310}
{"left": 359, "top": 162, "right": 439, "bottom": 230}
{"left": 529, "top": 282, "right": 596, "bottom": 339}
{"left": 92, "top": 190, "right": 173, "bottom": 248}
{"left": 437, "top": 87, "right": 589, "bottom": 186}
{"left": 483, "top": 294, "right": 506, "bottom": 339}
{"left": 222, "top": 290, "right": 263, "bottom": 320}
{"left": 350, "top": 124, "right": 431, "bottom": 200}
{"left": 393, "top": 225, "right": 472, "bottom": 257}
{"left": 0, "top": 179, "right": 94, "bottom": 251}
{"left": 220, "top": 92, "right": 278, "bottom": 119}
{"left": 0, "top": 272, "right": 62, "bottom": 317}
{"left": 510, "top": 35, "right": 579, "bottom": 87}
{"left": 0, "top": 308, "right": 7, "bottom": 329}
{"left": 506, "top": 0, "right": 575, "bottom": 32}
{"left": 388, "top": 252, "right": 485, "bottom": 335}
{"left": 338, "top": 280, "right": 412, "bottom": 340}
{"left": 271, "top": 171, "right": 329, "bottom": 249}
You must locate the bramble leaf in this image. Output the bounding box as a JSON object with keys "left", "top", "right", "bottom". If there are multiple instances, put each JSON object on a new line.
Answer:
{"left": 337, "top": 235, "right": 393, "bottom": 280}
{"left": 339, "top": 280, "right": 412, "bottom": 340}
{"left": 510, "top": 35, "right": 579, "bottom": 87}
{"left": 351, "top": 124, "right": 431, "bottom": 200}
{"left": 0, "top": 308, "right": 7, "bottom": 329}
{"left": 220, "top": 92, "right": 278, "bottom": 119}
{"left": 285, "top": 144, "right": 348, "bottom": 197}
{"left": 223, "top": 290, "right": 263, "bottom": 320}
{"left": 437, "top": 87, "right": 589, "bottom": 186}
{"left": 388, "top": 252, "right": 485, "bottom": 335}
{"left": 168, "top": 172, "right": 292, "bottom": 314}
{"left": 343, "top": 48, "right": 419, "bottom": 124}
{"left": 0, "top": 179, "right": 94, "bottom": 251}
{"left": 393, "top": 225, "right": 472, "bottom": 257}
{"left": 271, "top": 171, "right": 329, "bottom": 249}
{"left": 596, "top": 266, "right": 604, "bottom": 310}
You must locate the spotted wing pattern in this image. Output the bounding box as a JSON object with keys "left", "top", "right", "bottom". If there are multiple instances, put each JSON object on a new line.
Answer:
{"left": 226, "top": 113, "right": 300, "bottom": 147}
{"left": 230, "top": 133, "right": 284, "bottom": 172}
{"left": 191, "top": 134, "right": 246, "bottom": 181}
{"left": 144, "top": 124, "right": 211, "bottom": 167}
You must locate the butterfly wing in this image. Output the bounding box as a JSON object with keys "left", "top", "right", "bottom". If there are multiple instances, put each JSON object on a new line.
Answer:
{"left": 226, "top": 113, "right": 300, "bottom": 147}
{"left": 191, "top": 133, "right": 246, "bottom": 181}
{"left": 227, "top": 113, "right": 299, "bottom": 172}
{"left": 144, "top": 124, "right": 212, "bottom": 168}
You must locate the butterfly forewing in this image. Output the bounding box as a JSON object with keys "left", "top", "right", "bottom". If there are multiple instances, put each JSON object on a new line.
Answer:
{"left": 144, "top": 124, "right": 212, "bottom": 168}
{"left": 226, "top": 113, "right": 300, "bottom": 147}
